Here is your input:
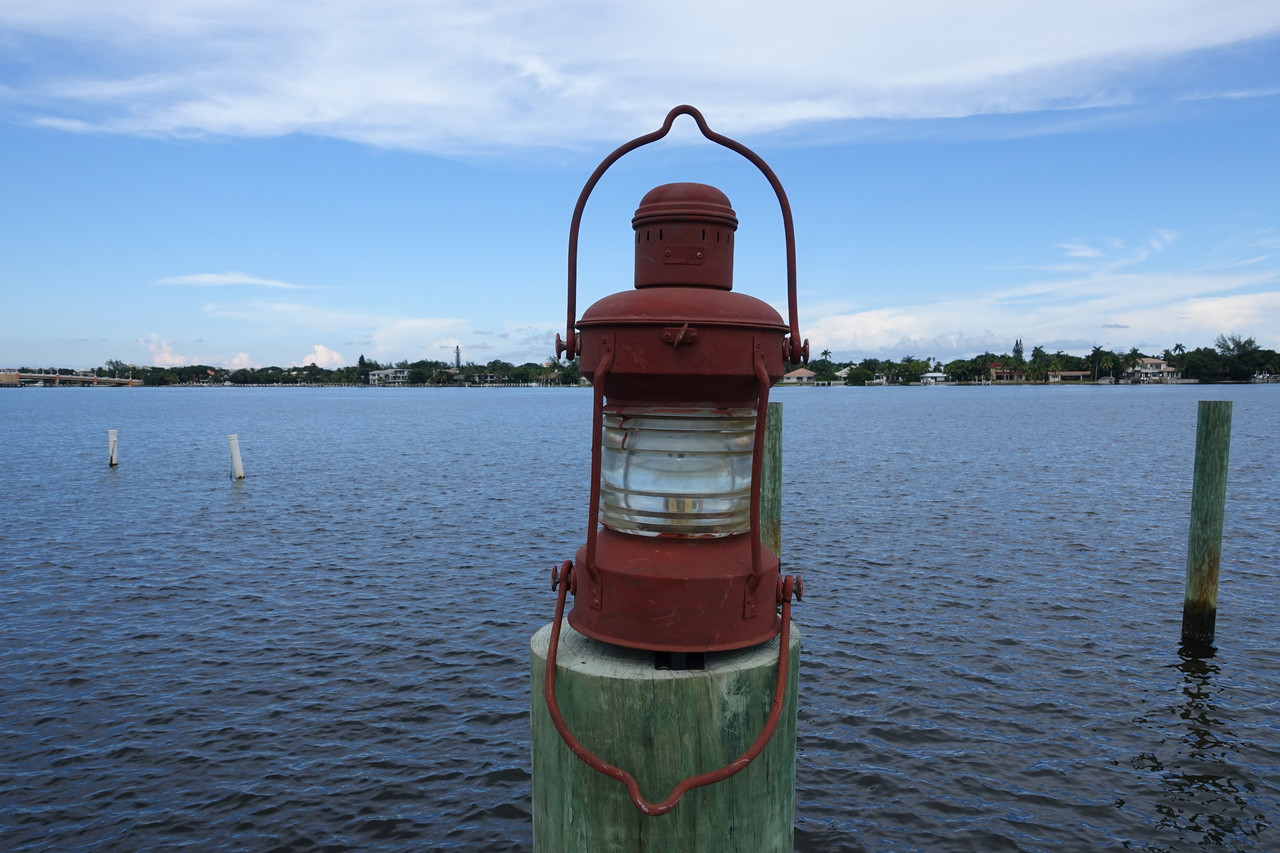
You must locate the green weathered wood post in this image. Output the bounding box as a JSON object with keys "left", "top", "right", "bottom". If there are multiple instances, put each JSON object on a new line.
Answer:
{"left": 530, "top": 399, "right": 798, "bottom": 851}
{"left": 761, "top": 401, "right": 782, "bottom": 557}
{"left": 1181, "top": 400, "right": 1232, "bottom": 648}
{"left": 530, "top": 624, "right": 799, "bottom": 851}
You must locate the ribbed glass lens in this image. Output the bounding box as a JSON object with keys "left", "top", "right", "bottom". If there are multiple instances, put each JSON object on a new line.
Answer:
{"left": 600, "top": 406, "right": 756, "bottom": 537}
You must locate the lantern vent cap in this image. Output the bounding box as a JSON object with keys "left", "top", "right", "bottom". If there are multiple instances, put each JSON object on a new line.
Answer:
{"left": 631, "top": 183, "right": 738, "bottom": 230}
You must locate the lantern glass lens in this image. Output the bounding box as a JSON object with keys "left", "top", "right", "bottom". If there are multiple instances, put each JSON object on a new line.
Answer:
{"left": 600, "top": 406, "right": 755, "bottom": 537}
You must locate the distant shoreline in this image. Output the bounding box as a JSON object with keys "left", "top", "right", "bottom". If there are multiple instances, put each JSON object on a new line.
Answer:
{"left": 7, "top": 378, "right": 1277, "bottom": 389}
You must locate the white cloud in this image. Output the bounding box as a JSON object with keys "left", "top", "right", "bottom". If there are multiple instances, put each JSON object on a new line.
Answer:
{"left": 225, "top": 351, "right": 255, "bottom": 369}
{"left": 137, "top": 333, "right": 190, "bottom": 367}
{"left": 370, "top": 317, "right": 475, "bottom": 359}
{"left": 156, "top": 271, "right": 307, "bottom": 289}
{"left": 5, "top": 1, "right": 1279, "bottom": 152}
{"left": 806, "top": 264, "right": 1280, "bottom": 361}
{"left": 294, "top": 344, "right": 345, "bottom": 368}
{"left": 1174, "top": 290, "right": 1280, "bottom": 337}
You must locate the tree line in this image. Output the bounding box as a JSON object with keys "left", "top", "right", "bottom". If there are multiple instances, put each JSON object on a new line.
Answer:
{"left": 39, "top": 356, "right": 584, "bottom": 387}
{"left": 794, "top": 334, "right": 1278, "bottom": 385}
{"left": 19, "top": 333, "right": 1275, "bottom": 387}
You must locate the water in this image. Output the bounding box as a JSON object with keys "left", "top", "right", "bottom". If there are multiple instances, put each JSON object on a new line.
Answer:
{"left": 1, "top": 384, "right": 1277, "bottom": 851}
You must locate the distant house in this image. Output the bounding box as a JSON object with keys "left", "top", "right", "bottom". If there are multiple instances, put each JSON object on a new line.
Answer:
{"left": 1048, "top": 370, "right": 1092, "bottom": 383}
{"left": 781, "top": 368, "right": 816, "bottom": 385}
{"left": 1127, "top": 357, "right": 1179, "bottom": 384}
{"left": 920, "top": 371, "right": 948, "bottom": 385}
{"left": 369, "top": 368, "right": 409, "bottom": 386}
{"left": 988, "top": 361, "right": 1026, "bottom": 383}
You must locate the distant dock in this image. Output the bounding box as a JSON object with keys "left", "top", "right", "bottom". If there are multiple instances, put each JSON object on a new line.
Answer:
{"left": 0, "top": 371, "right": 141, "bottom": 387}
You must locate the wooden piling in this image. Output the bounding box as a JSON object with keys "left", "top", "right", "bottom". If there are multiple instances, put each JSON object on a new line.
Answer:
{"left": 761, "top": 401, "right": 782, "bottom": 556}
{"left": 1181, "top": 400, "right": 1232, "bottom": 647}
{"left": 108, "top": 429, "right": 118, "bottom": 468}
{"left": 228, "top": 434, "right": 245, "bottom": 480}
{"left": 530, "top": 622, "right": 799, "bottom": 851}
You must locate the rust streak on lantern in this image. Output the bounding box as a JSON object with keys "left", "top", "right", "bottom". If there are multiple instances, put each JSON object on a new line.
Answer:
{"left": 544, "top": 106, "right": 806, "bottom": 816}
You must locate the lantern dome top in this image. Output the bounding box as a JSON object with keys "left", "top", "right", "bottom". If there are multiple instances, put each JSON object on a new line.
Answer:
{"left": 631, "top": 183, "right": 738, "bottom": 230}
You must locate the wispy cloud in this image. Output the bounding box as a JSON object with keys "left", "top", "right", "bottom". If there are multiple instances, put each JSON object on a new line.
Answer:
{"left": 1148, "top": 229, "right": 1179, "bottom": 251}
{"left": 197, "top": 298, "right": 529, "bottom": 362}
{"left": 5, "top": 1, "right": 1279, "bottom": 152}
{"left": 202, "top": 300, "right": 386, "bottom": 330}
{"left": 1181, "top": 87, "right": 1280, "bottom": 101}
{"left": 1024, "top": 231, "right": 1181, "bottom": 276}
{"left": 156, "top": 271, "right": 307, "bottom": 289}
{"left": 1252, "top": 230, "right": 1280, "bottom": 250}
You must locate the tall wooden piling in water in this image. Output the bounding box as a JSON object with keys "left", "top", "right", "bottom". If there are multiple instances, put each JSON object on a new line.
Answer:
{"left": 1181, "top": 400, "right": 1232, "bottom": 648}
{"left": 108, "top": 429, "right": 118, "bottom": 468}
{"left": 530, "top": 401, "right": 797, "bottom": 851}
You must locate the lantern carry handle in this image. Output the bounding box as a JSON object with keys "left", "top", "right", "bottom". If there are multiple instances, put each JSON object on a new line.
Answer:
{"left": 544, "top": 560, "right": 801, "bottom": 816}
{"left": 557, "top": 104, "right": 808, "bottom": 365}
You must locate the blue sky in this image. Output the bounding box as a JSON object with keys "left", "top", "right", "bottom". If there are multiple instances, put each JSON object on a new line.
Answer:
{"left": 3, "top": 1, "right": 1279, "bottom": 370}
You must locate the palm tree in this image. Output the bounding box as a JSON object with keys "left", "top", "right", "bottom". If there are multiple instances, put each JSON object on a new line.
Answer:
{"left": 1099, "top": 352, "right": 1115, "bottom": 379}
{"left": 1123, "top": 347, "right": 1143, "bottom": 380}
{"left": 1090, "top": 345, "right": 1106, "bottom": 380}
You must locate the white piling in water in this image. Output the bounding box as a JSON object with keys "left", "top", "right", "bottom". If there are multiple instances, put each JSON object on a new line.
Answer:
{"left": 228, "top": 434, "right": 245, "bottom": 480}
{"left": 108, "top": 429, "right": 118, "bottom": 468}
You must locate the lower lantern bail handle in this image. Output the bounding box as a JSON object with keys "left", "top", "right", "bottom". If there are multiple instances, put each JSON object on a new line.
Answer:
{"left": 542, "top": 560, "right": 800, "bottom": 816}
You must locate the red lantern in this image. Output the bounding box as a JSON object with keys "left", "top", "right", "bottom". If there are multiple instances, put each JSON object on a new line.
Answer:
{"left": 543, "top": 106, "right": 806, "bottom": 815}
{"left": 568, "top": 180, "right": 793, "bottom": 652}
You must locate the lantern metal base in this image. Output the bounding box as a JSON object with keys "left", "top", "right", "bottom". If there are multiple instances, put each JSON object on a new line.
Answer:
{"left": 569, "top": 528, "right": 781, "bottom": 653}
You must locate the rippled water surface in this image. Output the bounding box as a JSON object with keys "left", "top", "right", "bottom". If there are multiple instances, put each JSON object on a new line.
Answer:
{"left": 2, "top": 384, "right": 1277, "bottom": 851}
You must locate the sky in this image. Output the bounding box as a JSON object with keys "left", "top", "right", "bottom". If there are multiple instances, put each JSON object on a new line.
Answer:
{"left": 3, "top": 1, "right": 1279, "bottom": 371}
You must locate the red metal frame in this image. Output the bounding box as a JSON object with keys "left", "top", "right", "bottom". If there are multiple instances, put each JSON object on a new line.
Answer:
{"left": 557, "top": 104, "right": 808, "bottom": 365}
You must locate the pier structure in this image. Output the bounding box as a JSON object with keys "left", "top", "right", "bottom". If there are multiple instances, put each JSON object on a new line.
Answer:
{"left": 0, "top": 371, "right": 141, "bottom": 387}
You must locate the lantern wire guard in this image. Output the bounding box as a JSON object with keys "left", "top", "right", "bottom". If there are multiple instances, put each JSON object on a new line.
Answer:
{"left": 544, "top": 105, "right": 806, "bottom": 815}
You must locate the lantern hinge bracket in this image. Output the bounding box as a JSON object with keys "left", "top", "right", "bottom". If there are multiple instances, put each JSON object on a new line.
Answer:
{"left": 661, "top": 325, "right": 698, "bottom": 348}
